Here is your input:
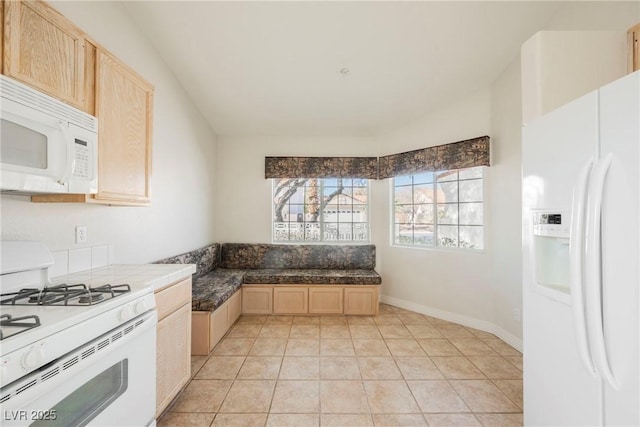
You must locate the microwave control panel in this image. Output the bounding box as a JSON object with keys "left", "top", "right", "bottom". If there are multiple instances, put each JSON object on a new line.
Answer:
{"left": 72, "top": 139, "right": 90, "bottom": 179}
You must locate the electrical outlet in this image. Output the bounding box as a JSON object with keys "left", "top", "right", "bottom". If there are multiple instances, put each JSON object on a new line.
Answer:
{"left": 75, "top": 226, "right": 87, "bottom": 244}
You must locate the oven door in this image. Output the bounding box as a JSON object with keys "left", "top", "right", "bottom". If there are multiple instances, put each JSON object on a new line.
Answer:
{"left": 0, "top": 310, "right": 157, "bottom": 427}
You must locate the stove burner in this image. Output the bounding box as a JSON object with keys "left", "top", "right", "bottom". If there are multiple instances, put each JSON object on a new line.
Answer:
{"left": 0, "top": 314, "right": 41, "bottom": 340}
{"left": 0, "top": 283, "right": 131, "bottom": 306}
{"left": 28, "top": 293, "right": 56, "bottom": 304}
{"left": 78, "top": 293, "right": 104, "bottom": 304}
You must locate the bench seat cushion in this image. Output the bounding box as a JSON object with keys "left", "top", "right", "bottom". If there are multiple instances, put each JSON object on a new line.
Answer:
{"left": 192, "top": 269, "right": 245, "bottom": 311}
{"left": 242, "top": 268, "right": 382, "bottom": 285}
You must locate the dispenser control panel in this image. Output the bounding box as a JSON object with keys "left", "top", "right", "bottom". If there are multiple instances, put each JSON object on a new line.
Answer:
{"left": 533, "top": 212, "right": 569, "bottom": 238}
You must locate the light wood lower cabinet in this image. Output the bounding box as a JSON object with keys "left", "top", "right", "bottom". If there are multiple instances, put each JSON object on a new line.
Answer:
{"left": 344, "top": 287, "right": 380, "bottom": 316}
{"left": 242, "top": 286, "right": 273, "bottom": 314}
{"left": 242, "top": 285, "right": 379, "bottom": 315}
{"left": 273, "top": 287, "right": 308, "bottom": 314}
{"left": 155, "top": 278, "right": 192, "bottom": 418}
{"left": 308, "top": 287, "right": 344, "bottom": 314}
{"left": 192, "top": 289, "right": 242, "bottom": 356}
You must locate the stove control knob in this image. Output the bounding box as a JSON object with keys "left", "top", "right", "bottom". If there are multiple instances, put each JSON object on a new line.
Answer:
{"left": 134, "top": 300, "right": 147, "bottom": 315}
{"left": 119, "top": 305, "right": 134, "bottom": 322}
{"left": 22, "top": 347, "right": 43, "bottom": 370}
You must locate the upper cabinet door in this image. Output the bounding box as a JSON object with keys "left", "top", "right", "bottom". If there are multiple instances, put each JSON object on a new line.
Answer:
{"left": 93, "top": 49, "right": 153, "bottom": 206}
{"left": 3, "top": 0, "right": 93, "bottom": 112}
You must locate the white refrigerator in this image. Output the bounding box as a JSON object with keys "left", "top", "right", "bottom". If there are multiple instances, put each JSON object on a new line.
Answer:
{"left": 522, "top": 70, "right": 639, "bottom": 426}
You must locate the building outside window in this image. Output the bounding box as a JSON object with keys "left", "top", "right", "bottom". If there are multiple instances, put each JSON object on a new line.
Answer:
{"left": 393, "top": 166, "right": 484, "bottom": 249}
{"left": 273, "top": 178, "right": 369, "bottom": 242}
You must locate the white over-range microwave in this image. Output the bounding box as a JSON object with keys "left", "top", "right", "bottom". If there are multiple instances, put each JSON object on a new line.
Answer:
{"left": 0, "top": 75, "right": 98, "bottom": 194}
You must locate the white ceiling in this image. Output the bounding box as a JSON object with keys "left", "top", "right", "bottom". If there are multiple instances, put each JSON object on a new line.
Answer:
{"left": 124, "top": 1, "right": 569, "bottom": 137}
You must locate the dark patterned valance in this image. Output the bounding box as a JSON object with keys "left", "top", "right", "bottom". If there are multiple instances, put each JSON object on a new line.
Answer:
{"left": 265, "top": 156, "right": 378, "bottom": 179}
{"left": 378, "top": 135, "right": 490, "bottom": 179}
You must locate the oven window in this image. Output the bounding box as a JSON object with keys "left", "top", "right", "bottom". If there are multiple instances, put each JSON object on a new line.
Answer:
{"left": 0, "top": 119, "right": 48, "bottom": 169}
{"left": 30, "top": 360, "right": 128, "bottom": 427}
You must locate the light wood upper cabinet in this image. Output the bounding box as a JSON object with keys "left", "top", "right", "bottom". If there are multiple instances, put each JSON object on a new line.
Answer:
{"left": 93, "top": 49, "right": 153, "bottom": 206}
{"left": 2, "top": 0, "right": 95, "bottom": 113}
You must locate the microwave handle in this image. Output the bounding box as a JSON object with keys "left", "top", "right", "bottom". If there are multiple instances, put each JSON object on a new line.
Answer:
{"left": 57, "top": 121, "right": 76, "bottom": 185}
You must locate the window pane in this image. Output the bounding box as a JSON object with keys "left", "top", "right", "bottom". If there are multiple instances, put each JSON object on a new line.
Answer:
{"left": 395, "top": 204, "right": 412, "bottom": 224}
{"left": 395, "top": 175, "right": 412, "bottom": 186}
{"left": 413, "top": 172, "right": 434, "bottom": 184}
{"left": 460, "top": 226, "right": 484, "bottom": 249}
{"left": 413, "top": 184, "right": 433, "bottom": 204}
{"left": 459, "top": 166, "right": 483, "bottom": 180}
{"left": 338, "top": 223, "right": 353, "bottom": 241}
{"left": 338, "top": 210, "right": 353, "bottom": 222}
{"left": 395, "top": 186, "right": 413, "bottom": 204}
{"left": 305, "top": 223, "right": 320, "bottom": 241}
{"left": 436, "top": 181, "right": 458, "bottom": 203}
{"left": 413, "top": 203, "right": 434, "bottom": 224}
{"left": 436, "top": 170, "right": 458, "bottom": 182}
{"left": 395, "top": 224, "right": 413, "bottom": 245}
{"left": 324, "top": 223, "right": 338, "bottom": 241}
{"left": 353, "top": 223, "right": 369, "bottom": 241}
{"left": 459, "top": 179, "right": 483, "bottom": 202}
{"left": 438, "top": 225, "right": 459, "bottom": 247}
{"left": 414, "top": 225, "right": 435, "bottom": 246}
{"left": 459, "top": 202, "right": 483, "bottom": 225}
{"left": 437, "top": 204, "right": 458, "bottom": 225}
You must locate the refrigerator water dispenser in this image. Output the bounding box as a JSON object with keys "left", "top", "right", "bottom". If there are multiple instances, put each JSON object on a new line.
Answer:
{"left": 532, "top": 212, "right": 570, "bottom": 296}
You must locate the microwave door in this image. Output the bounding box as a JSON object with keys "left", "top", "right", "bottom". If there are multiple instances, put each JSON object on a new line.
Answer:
{"left": 0, "top": 105, "right": 68, "bottom": 192}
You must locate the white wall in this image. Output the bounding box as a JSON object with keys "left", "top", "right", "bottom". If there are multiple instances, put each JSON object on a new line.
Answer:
{"left": 0, "top": 2, "right": 218, "bottom": 263}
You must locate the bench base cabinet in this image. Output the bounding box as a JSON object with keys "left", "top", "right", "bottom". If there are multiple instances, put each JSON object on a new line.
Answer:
{"left": 192, "top": 289, "right": 242, "bottom": 356}
{"left": 242, "top": 285, "right": 379, "bottom": 316}
{"left": 155, "top": 278, "right": 192, "bottom": 418}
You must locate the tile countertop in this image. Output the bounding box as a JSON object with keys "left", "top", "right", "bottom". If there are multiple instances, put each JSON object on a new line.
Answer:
{"left": 51, "top": 263, "right": 197, "bottom": 292}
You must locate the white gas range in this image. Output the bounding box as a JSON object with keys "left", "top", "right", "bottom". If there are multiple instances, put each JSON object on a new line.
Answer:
{"left": 0, "top": 241, "right": 194, "bottom": 427}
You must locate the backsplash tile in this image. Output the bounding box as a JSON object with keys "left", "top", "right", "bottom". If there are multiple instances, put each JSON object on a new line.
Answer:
{"left": 91, "top": 245, "right": 109, "bottom": 268}
{"left": 50, "top": 250, "right": 69, "bottom": 278}
{"left": 68, "top": 247, "right": 92, "bottom": 274}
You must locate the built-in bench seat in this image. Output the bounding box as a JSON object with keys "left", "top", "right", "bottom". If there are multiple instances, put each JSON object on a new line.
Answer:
{"left": 156, "top": 242, "right": 381, "bottom": 355}
{"left": 191, "top": 269, "right": 245, "bottom": 311}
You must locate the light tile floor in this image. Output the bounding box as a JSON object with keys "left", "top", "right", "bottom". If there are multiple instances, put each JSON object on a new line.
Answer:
{"left": 159, "top": 303, "right": 522, "bottom": 427}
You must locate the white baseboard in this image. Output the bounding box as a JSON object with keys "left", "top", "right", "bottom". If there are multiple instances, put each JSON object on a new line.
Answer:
{"left": 380, "top": 294, "right": 523, "bottom": 353}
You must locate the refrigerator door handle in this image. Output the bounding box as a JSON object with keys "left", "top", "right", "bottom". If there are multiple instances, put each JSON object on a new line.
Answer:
{"left": 570, "top": 158, "right": 596, "bottom": 376}
{"left": 585, "top": 153, "right": 617, "bottom": 390}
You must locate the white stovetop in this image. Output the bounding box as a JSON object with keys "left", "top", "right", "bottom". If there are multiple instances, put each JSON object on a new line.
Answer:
{"left": 1, "top": 263, "right": 196, "bottom": 386}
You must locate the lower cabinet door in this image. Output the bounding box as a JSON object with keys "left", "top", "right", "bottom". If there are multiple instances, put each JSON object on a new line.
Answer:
{"left": 227, "top": 290, "right": 242, "bottom": 325}
{"left": 242, "top": 287, "right": 273, "bottom": 314}
{"left": 156, "top": 303, "right": 191, "bottom": 417}
{"left": 308, "top": 287, "right": 343, "bottom": 314}
{"left": 344, "top": 287, "right": 379, "bottom": 315}
{"left": 273, "top": 287, "right": 309, "bottom": 314}
{"left": 210, "top": 303, "right": 229, "bottom": 351}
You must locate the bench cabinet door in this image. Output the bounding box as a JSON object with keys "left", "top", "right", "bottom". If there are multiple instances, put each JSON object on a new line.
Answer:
{"left": 344, "top": 287, "right": 379, "bottom": 315}
{"left": 273, "top": 287, "right": 309, "bottom": 314}
{"left": 242, "top": 287, "right": 273, "bottom": 314}
{"left": 308, "top": 287, "right": 344, "bottom": 314}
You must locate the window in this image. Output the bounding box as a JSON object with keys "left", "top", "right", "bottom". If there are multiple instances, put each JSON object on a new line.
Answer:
{"left": 273, "top": 178, "right": 369, "bottom": 242}
{"left": 393, "top": 166, "right": 484, "bottom": 249}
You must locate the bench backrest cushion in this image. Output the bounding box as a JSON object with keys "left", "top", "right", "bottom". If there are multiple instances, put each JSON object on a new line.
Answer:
{"left": 220, "top": 243, "right": 376, "bottom": 270}
{"left": 155, "top": 243, "right": 221, "bottom": 278}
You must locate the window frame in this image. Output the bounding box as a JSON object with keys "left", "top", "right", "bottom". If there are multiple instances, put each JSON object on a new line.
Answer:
{"left": 390, "top": 166, "right": 486, "bottom": 252}
{"left": 271, "top": 177, "right": 371, "bottom": 244}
